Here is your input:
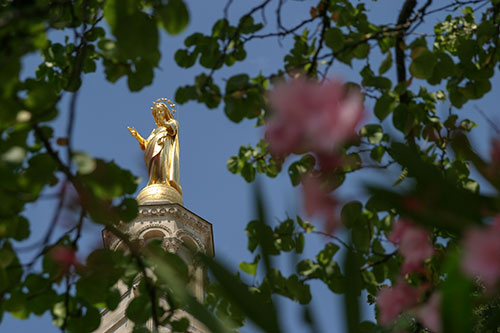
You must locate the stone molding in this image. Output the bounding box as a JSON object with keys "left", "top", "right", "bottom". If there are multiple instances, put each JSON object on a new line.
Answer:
{"left": 98, "top": 202, "right": 213, "bottom": 333}
{"left": 103, "top": 203, "right": 214, "bottom": 257}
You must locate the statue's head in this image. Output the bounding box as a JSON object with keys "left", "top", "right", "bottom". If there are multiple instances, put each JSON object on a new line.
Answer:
{"left": 152, "top": 98, "right": 176, "bottom": 126}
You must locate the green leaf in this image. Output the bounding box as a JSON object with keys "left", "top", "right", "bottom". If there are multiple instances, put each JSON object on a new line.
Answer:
{"left": 266, "top": 269, "right": 312, "bottom": 305}
{"left": 343, "top": 153, "right": 362, "bottom": 172}
{"left": 171, "top": 317, "right": 190, "bottom": 332}
{"left": 241, "top": 163, "right": 256, "bottom": 182}
{"left": 288, "top": 154, "right": 315, "bottom": 186}
{"left": 442, "top": 253, "right": 473, "bottom": 333}
{"left": 126, "top": 295, "right": 152, "bottom": 325}
{"left": 239, "top": 15, "right": 263, "bottom": 34}
{"left": 378, "top": 52, "right": 392, "bottom": 75}
{"left": 24, "top": 79, "right": 59, "bottom": 114}
{"left": 202, "top": 256, "right": 281, "bottom": 333}
{"left": 409, "top": 47, "right": 436, "bottom": 79}
{"left": 352, "top": 225, "right": 370, "bottom": 252}
{"left": 360, "top": 124, "right": 384, "bottom": 144}
{"left": 104, "top": 0, "right": 159, "bottom": 63}
{"left": 341, "top": 201, "right": 363, "bottom": 228}
{"left": 226, "top": 156, "right": 240, "bottom": 174}
{"left": 117, "top": 197, "right": 138, "bottom": 222}
{"left": 175, "top": 85, "right": 197, "bottom": 104}
{"left": 148, "top": 252, "right": 229, "bottom": 333}
{"left": 73, "top": 151, "right": 96, "bottom": 175}
{"left": 175, "top": 49, "right": 197, "bottom": 68}
{"left": 239, "top": 255, "right": 260, "bottom": 276}
{"left": 296, "top": 216, "right": 315, "bottom": 233}
{"left": 0, "top": 247, "right": 14, "bottom": 269}
{"left": 325, "top": 28, "right": 345, "bottom": 52}
{"left": 157, "top": 0, "right": 190, "bottom": 35}
{"left": 370, "top": 146, "right": 385, "bottom": 162}
{"left": 297, "top": 259, "right": 321, "bottom": 278}
{"left": 0, "top": 216, "right": 30, "bottom": 241}
{"left": 223, "top": 96, "right": 245, "bottom": 122}
{"left": 295, "top": 233, "right": 305, "bottom": 254}
{"left": 459, "top": 119, "right": 477, "bottom": 132}
{"left": 105, "top": 288, "right": 121, "bottom": 311}
{"left": 392, "top": 104, "right": 415, "bottom": 134}
{"left": 128, "top": 58, "right": 155, "bottom": 91}
{"left": 343, "top": 246, "right": 361, "bottom": 333}
{"left": 353, "top": 43, "right": 370, "bottom": 59}
{"left": 317, "top": 243, "right": 340, "bottom": 266}
{"left": 226, "top": 74, "right": 250, "bottom": 92}
{"left": 374, "top": 93, "right": 395, "bottom": 121}
{"left": 81, "top": 159, "right": 137, "bottom": 200}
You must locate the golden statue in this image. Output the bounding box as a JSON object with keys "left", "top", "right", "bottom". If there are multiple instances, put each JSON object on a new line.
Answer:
{"left": 128, "top": 98, "right": 183, "bottom": 205}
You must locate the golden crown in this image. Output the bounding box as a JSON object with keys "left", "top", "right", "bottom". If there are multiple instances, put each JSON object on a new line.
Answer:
{"left": 151, "top": 97, "right": 176, "bottom": 115}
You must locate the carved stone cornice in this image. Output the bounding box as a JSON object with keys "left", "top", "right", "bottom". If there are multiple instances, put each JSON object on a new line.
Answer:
{"left": 102, "top": 203, "right": 214, "bottom": 257}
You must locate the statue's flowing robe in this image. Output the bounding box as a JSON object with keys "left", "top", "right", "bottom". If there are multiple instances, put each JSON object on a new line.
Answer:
{"left": 144, "top": 119, "right": 181, "bottom": 193}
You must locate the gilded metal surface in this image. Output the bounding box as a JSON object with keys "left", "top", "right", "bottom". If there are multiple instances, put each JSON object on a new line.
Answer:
{"left": 128, "top": 98, "right": 183, "bottom": 200}
{"left": 135, "top": 183, "right": 184, "bottom": 205}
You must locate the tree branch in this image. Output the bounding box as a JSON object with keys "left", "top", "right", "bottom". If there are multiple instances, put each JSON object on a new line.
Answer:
{"left": 395, "top": 0, "right": 417, "bottom": 92}
{"left": 307, "top": 4, "right": 330, "bottom": 77}
{"left": 104, "top": 224, "right": 161, "bottom": 330}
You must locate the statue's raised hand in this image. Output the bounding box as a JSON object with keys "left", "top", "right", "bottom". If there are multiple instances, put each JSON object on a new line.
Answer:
{"left": 128, "top": 126, "right": 138, "bottom": 137}
{"left": 128, "top": 126, "right": 146, "bottom": 151}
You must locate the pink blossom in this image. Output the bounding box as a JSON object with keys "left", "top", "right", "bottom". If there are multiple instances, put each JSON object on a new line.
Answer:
{"left": 400, "top": 227, "right": 434, "bottom": 264}
{"left": 265, "top": 77, "right": 364, "bottom": 166}
{"left": 401, "top": 261, "right": 427, "bottom": 275}
{"left": 412, "top": 292, "right": 441, "bottom": 333}
{"left": 402, "top": 196, "right": 425, "bottom": 214}
{"left": 491, "top": 138, "right": 500, "bottom": 165}
{"left": 462, "top": 220, "right": 500, "bottom": 289}
{"left": 388, "top": 219, "right": 411, "bottom": 244}
{"left": 377, "top": 279, "right": 421, "bottom": 324}
{"left": 301, "top": 175, "right": 338, "bottom": 233}
{"left": 51, "top": 245, "right": 78, "bottom": 272}
{"left": 264, "top": 120, "right": 304, "bottom": 157}
{"left": 389, "top": 219, "right": 434, "bottom": 273}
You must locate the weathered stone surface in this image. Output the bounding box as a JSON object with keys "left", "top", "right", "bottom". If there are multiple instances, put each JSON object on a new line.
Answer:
{"left": 97, "top": 202, "right": 214, "bottom": 333}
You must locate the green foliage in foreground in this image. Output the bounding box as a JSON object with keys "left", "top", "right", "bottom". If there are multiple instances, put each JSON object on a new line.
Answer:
{"left": 1, "top": 0, "right": 500, "bottom": 332}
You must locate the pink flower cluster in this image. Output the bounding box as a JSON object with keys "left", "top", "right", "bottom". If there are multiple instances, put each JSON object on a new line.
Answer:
{"left": 301, "top": 175, "right": 338, "bottom": 233}
{"left": 389, "top": 219, "right": 434, "bottom": 274}
{"left": 490, "top": 138, "right": 500, "bottom": 166}
{"left": 412, "top": 292, "right": 441, "bottom": 333}
{"left": 462, "top": 217, "right": 500, "bottom": 290}
{"left": 378, "top": 219, "right": 440, "bottom": 330}
{"left": 377, "top": 280, "right": 441, "bottom": 331}
{"left": 265, "top": 77, "right": 364, "bottom": 169}
{"left": 51, "top": 245, "right": 78, "bottom": 273}
{"left": 376, "top": 279, "right": 421, "bottom": 324}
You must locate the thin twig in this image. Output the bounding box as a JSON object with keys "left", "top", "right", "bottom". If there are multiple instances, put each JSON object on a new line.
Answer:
{"left": 61, "top": 276, "right": 71, "bottom": 331}
{"left": 360, "top": 250, "right": 398, "bottom": 271}
{"left": 206, "top": 0, "right": 272, "bottom": 82}
{"left": 475, "top": 105, "right": 500, "bottom": 135}
{"left": 310, "top": 231, "right": 351, "bottom": 249}
{"left": 223, "top": 0, "right": 234, "bottom": 20}
{"left": 241, "top": 17, "right": 316, "bottom": 42}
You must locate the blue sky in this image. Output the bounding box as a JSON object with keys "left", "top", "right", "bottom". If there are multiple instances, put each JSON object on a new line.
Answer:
{"left": 3, "top": 1, "right": 500, "bottom": 332}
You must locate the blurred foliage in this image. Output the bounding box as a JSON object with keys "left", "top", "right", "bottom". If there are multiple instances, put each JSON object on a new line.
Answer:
{"left": 1, "top": 0, "right": 500, "bottom": 332}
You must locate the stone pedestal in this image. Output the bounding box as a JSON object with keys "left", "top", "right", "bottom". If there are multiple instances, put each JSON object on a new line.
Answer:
{"left": 96, "top": 202, "right": 214, "bottom": 333}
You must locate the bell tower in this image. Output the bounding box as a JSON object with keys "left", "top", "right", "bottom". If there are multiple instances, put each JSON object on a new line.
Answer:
{"left": 96, "top": 99, "right": 214, "bottom": 332}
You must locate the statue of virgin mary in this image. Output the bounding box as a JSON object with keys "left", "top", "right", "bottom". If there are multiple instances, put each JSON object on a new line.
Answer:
{"left": 128, "top": 98, "right": 182, "bottom": 196}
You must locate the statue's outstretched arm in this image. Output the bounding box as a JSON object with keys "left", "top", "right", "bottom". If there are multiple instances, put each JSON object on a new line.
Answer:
{"left": 128, "top": 127, "right": 147, "bottom": 151}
